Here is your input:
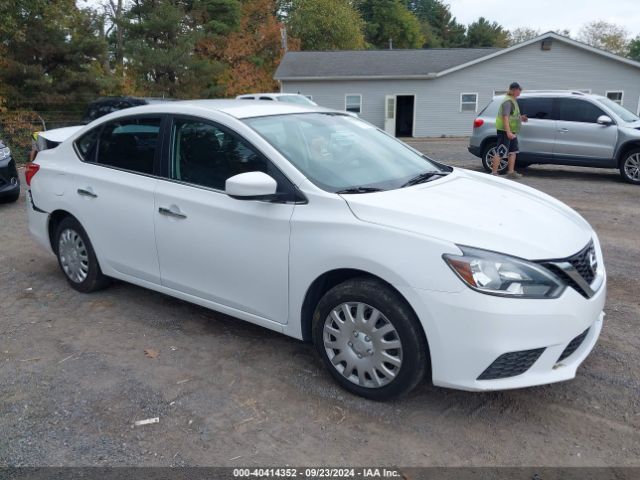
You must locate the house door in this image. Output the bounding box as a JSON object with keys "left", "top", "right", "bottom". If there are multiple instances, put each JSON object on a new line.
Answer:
{"left": 395, "top": 95, "right": 415, "bottom": 137}
{"left": 384, "top": 95, "right": 396, "bottom": 136}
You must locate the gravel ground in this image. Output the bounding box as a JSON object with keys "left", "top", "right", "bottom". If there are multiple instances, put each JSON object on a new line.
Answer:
{"left": 1, "top": 137, "right": 639, "bottom": 467}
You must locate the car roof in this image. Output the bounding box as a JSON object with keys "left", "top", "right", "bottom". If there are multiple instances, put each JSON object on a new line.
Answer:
{"left": 89, "top": 99, "right": 337, "bottom": 121}
{"left": 237, "top": 93, "right": 306, "bottom": 98}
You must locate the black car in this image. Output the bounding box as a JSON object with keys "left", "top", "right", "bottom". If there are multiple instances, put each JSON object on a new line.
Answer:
{"left": 0, "top": 139, "right": 19, "bottom": 203}
{"left": 82, "top": 96, "right": 173, "bottom": 124}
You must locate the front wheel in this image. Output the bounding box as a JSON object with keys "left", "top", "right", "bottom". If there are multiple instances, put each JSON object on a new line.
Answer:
{"left": 55, "top": 217, "right": 110, "bottom": 293}
{"left": 481, "top": 142, "right": 507, "bottom": 174}
{"left": 312, "top": 277, "right": 429, "bottom": 400}
{"left": 620, "top": 148, "right": 640, "bottom": 184}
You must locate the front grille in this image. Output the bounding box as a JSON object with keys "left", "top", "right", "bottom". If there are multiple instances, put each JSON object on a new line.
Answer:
{"left": 557, "top": 328, "right": 589, "bottom": 362}
{"left": 539, "top": 241, "right": 597, "bottom": 298}
{"left": 477, "top": 348, "right": 545, "bottom": 380}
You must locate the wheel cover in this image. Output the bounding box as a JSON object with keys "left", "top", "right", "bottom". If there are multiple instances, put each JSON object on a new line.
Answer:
{"left": 323, "top": 302, "right": 403, "bottom": 389}
{"left": 58, "top": 228, "right": 89, "bottom": 283}
{"left": 624, "top": 153, "right": 640, "bottom": 182}
{"left": 485, "top": 147, "right": 507, "bottom": 172}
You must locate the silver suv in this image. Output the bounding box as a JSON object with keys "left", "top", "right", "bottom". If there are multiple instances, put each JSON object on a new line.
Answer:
{"left": 468, "top": 91, "right": 640, "bottom": 184}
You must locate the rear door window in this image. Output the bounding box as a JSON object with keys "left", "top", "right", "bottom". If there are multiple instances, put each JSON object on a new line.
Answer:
{"left": 557, "top": 98, "right": 606, "bottom": 123}
{"left": 518, "top": 97, "right": 554, "bottom": 119}
{"left": 96, "top": 117, "right": 161, "bottom": 175}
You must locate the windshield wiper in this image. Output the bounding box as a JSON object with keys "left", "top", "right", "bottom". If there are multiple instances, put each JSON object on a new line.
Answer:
{"left": 335, "top": 187, "right": 384, "bottom": 194}
{"left": 401, "top": 171, "right": 449, "bottom": 187}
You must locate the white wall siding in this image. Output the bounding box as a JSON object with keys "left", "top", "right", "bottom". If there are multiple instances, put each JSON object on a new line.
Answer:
{"left": 281, "top": 39, "right": 640, "bottom": 137}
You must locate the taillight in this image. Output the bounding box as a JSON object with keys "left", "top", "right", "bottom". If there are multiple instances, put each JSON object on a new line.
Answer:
{"left": 25, "top": 162, "right": 40, "bottom": 186}
{"left": 473, "top": 118, "right": 484, "bottom": 128}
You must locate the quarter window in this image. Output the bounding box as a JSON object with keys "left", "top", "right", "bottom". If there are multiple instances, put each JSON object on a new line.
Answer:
{"left": 96, "top": 117, "right": 161, "bottom": 174}
{"left": 606, "top": 91, "right": 623, "bottom": 105}
{"left": 460, "top": 93, "right": 478, "bottom": 112}
{"left": 345, "top": 95, "right": 362, "bottom": 114}
{"left": 75, "top": 128, "right": 100, "bottom": 162}
{"left": 518, "top": 97, "right": 553, "bottom": 119}
{"left": 556, "top": 98, "right": 605, "bottom": 123}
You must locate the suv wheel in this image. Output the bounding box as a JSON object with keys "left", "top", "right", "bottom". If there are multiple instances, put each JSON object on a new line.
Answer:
{"left": 481, "top": 142, "right": 507, "bottom": 174}
{"left": 312, "top": 277, "right": 429, "bottom": 400}
{"left": 620, "top": 148, "right": 640, "bottom": 184}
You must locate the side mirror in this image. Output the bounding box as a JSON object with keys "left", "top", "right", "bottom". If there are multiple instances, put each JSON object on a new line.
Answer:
{"left": 597, "top": 115, "right": 614, "bottom": 126}
{"left": 225, "top": 171, "right": 277, "bottom": 200}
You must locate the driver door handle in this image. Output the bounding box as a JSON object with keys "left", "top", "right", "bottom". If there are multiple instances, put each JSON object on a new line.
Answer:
{"left": 158, "top": 206, "right": 187, "bottom": 219}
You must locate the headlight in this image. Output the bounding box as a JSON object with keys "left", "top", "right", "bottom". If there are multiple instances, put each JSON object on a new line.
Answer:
{"left": 443, "top": 246, "right": 565, "bottom": 299}
{"left": 0, "top": 146, "right": 10, "bottom": 160}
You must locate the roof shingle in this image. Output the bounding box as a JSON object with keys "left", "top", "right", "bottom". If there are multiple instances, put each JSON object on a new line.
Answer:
{"left": 274, "top": 48, "right": 502, "bottom": 80}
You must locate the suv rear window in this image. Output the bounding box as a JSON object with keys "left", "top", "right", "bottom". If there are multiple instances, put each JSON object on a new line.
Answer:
{"left": 518, "top": 97, "right": 553, "bottom": 119}
{"left": 557, "top": 98, "right": 605, "bottom": 123}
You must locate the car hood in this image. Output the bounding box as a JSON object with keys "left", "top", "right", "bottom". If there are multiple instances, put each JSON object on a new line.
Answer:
{"left": 343, "top": 169, "right": 593, "bottom": 260}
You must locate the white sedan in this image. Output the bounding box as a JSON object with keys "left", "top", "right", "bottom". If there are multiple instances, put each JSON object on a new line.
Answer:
{"left": 26, "top": 100, "right": 606, "bottom": 400}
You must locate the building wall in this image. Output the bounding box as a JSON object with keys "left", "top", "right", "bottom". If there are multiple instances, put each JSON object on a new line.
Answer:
{"left": 281, "top": 39, "right": 640, "bottom": 137}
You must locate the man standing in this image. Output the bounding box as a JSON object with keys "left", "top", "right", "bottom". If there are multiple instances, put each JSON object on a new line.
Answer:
{"left": 492, "top": 82, "right": 528, "bottom": 178}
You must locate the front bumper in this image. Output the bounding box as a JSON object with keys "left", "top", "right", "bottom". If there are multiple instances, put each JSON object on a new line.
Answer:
{"left": 0, "top": 157, "right": 20, "bottom": 197}
{"left": 398, "top": 277, "right": 606, "bottom": 391}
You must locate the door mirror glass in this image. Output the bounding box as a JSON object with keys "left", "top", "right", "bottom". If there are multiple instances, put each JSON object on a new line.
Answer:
{"left": 597, "top": 115, "right": 614, "bottom": 125}
{"left": 226, "top": 172, "right": 277, "bottom": 199}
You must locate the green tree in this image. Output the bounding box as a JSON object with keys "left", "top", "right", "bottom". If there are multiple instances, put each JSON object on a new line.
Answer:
{"left": 359, "top": 0, "right": 424, "bottom": 49}
{"left": 0, "top": 0, "right": 110, "bottom": 109}
{"left": 578, "top": 21, "right": 629, "bottom": 56}
{"left": 287, "top": 0, "right": 366, "bottom": 50}
{"left": 628, "top": 35, "right": 640, "bottom": 62}
{"left": 124, "top": 0, "right": 241, "bottom": 97}
{"left": 404, "top": 0, "right": 465, "bottom": 47}
{"left": 466, "top": 17, "right": 509, "bottom": 47}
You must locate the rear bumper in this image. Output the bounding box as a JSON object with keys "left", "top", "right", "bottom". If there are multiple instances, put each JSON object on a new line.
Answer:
{"left": 467, "top": 145, "right": 481, "bottom": 158}
{"left": 27, "top": 191, "right": 52, "bottom": 252}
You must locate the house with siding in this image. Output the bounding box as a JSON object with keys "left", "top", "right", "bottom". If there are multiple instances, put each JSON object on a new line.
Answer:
{"left": 274, "top": 32, "right": 640, "bottom": 137}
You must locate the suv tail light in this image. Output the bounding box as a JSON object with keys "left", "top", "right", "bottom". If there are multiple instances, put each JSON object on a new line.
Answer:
{"left": 25, "top": 162, "right": 40, "bottom": 186}
{"left": 473, "top": 118, "right": 484, "bottom": 128}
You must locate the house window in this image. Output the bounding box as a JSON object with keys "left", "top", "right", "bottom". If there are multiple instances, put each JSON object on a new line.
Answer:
{"left": 460, "top": 93, "right": 478, "bottom": 112}
{"left": 345, "top": 95, "right": 362, "bottom": 114}
{"left": 606, "top": 91, "right": 624, "bottom": 105}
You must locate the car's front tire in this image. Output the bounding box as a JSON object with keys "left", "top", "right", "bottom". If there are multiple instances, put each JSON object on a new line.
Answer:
{"left": 481, "top": 142, "right": 507, "bottom": 174}
{"left": 620, "top": 148, "right": 640, "bottom": 184}
{"left": 312, "top": 277, "right": 429, "bottom": 400}
{"left": 0, "top": 191, "right": 19, "bottom": 203}
{"left": 54, "top": 217, "right": 110, "bottom": 293}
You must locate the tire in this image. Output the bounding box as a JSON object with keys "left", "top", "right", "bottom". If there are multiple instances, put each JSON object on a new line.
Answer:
{"left": 619, "top": 148, "right": 640, "bottom": 184}
{"left": 54, "top": 216, "right": 110, "bottom": 293}
{"left": 481, "top": 141, "right": 508, "bottom": 174}
{"left": 312, "top": 277, "right": 429, "bottom": 401}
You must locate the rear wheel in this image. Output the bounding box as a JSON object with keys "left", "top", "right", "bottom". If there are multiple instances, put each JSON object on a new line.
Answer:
{"left": 481, "top": 142, "right": 507, "bottom": 174}
{"left": 55, "top": 217, "right": 110, "bottom": 293}
{"left": 312, "top": 277, "right": 428, "bottom": 400}
{"left": 620, "top": 148, "right": 640, "bottom": 184}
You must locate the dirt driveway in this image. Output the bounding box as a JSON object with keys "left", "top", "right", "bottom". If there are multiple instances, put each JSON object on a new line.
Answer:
{"left": 1, "top": 138, "right": 639, "bottom": 467}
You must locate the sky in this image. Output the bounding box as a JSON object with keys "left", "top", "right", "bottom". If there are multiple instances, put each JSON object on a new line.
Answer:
{"left": 446, "top": 0, "right": 640, "bottom": 38}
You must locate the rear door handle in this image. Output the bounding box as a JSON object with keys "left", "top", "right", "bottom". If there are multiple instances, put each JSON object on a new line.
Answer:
{"left": 77, "top": 188, "right": 97, "bottom": 198}
{"left": 558, "top": 128, "right": 569, "bottom": 133}
{"left": 158, "top": 206, "right": 187, "bottom": 219}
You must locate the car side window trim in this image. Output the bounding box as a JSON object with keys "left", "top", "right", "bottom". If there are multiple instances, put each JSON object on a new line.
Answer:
{"left": 162, "top": 114, "right": 306, "bottom": 204}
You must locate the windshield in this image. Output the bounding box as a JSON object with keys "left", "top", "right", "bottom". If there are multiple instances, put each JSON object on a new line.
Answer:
{"left": 276, "top": 95, "right": 316, "bottom": 106}
{"left": 596, "top": 97, "right": 640, "bottom": 123}
{"left": 245, "top": 113, "right": 449, "bottom": 192}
